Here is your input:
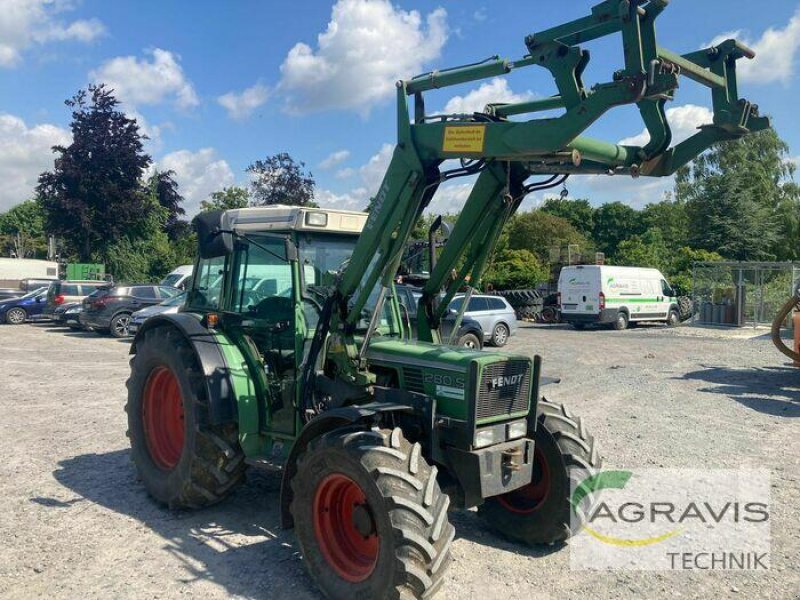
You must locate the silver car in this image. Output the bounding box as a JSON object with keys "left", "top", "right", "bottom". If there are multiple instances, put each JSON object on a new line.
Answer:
{"left": 128, "top": 292, "right": 186, "bottom": 335}
{"left": 449, "top": 294, "right": 518, "bottom": 347}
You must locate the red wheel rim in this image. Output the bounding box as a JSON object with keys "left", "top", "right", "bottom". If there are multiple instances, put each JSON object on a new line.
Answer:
{"left": 142, "top": 366, "right": 185, "bottom": 470}
{"left": 313, "top": 473, "right": 379, "bottom": 582}
{"left": 496, "top": 445, "right": 551, "bottom": 515}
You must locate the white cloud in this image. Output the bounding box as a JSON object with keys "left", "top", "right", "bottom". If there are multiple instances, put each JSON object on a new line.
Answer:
{"left": 319, "top": 149, "right": 350, "bottom": 170}
{"left": 156, "top": 148, "right": 235, "bottom": 216}
{"left": 90, "top": 49, "right": 199, "bottom": 109}
{"left": 279, "top": 0, "right": 448, "bottom": 114}
{"left": 335, "top": 167, "right": 355, "bottom": 179}
{"left": 0, "top": 0, "right": 105, "bottom": 67}
{"left": 217, "top": 83, "right": 270, "bottom": 120}
{"left": 619, "top": 104, "right": 713, "bottom": 147}
{"left": 443, "top": 78, "right": 534, "bottom": 115}
{"left": 0, "top": 113, "right": 71, "bottom": 211}
{"left": 707, "top": 10, "right": 800, "bottom": 85}
{"left": 316, "top": 143, "right": 394, "bottom": 210}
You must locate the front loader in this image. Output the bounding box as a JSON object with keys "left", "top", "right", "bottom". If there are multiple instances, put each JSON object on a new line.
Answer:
{"left": 127, "top": 2, "right": 768, "bottom": 598}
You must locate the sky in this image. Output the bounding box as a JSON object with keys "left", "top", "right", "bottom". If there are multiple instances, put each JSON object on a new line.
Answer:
{"left": 1, "top": 0, "right": 798, "bottom": 217}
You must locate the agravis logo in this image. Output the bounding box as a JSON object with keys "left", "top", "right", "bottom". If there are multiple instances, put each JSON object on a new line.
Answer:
{"left": 569, "top": 468, "right": 771, "bottom": 571}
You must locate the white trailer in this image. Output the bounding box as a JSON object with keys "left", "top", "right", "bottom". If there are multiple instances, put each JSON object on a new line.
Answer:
{"left": 0, "top": 258, "right": 59, "bottom": 289}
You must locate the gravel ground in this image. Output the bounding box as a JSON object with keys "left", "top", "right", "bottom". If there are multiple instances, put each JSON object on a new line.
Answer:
{"left": 0, "top": 321, "right": 798, "bottom": 600}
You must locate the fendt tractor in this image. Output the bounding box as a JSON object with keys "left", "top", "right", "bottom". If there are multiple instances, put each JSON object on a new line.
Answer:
{"left": 126, "top": 2, "right": 767, "bottom": 598}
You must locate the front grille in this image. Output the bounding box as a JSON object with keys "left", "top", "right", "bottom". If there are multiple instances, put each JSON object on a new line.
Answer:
{"left": 403, "top": 367, "right": 425, "bottom": 394}
{"left": 476, "top": 361, "right": 531, "bottom": 420}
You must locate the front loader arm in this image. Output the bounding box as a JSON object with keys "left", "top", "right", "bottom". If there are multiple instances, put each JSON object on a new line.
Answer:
{"left": 326, "top": 0, "right": 769, "bottom": 383}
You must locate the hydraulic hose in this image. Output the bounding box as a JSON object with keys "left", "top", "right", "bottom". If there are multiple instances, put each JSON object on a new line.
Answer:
{"left": 771, "top": 289, "right": 800, "bottom": 363}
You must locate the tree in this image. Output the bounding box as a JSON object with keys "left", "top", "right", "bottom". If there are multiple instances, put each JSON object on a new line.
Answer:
{"left": 592, "top": 201, "right": 644, "bottom": 257}
{"left": 614, "top": 228, "right": 670, "bottom": 272}
{"left": 0, "top": 200, "right": 48, "bottom": 258}
{"left": 37, "top": 84, "right": 151, "bottom": 261}
{"left": 676, "top": 129, "right": 794, "bottom": 261}
{"left": 247, "top": 153, "right": 316, "bottom": 207}
{"left": 483, "top": 249, "right": 549, "bottom": 290}
{"left": 506, "top": 211, "right": 594, "bottom": 264}
{"left": 640, "top": 196, "right": 688, "bottom": 251}
{"left": 540, "top": 198, "right": 594, "bottom": 239}
{"left": 200, "top": 186, "right": 250, "bottom": 212}
{"left": 147, "top": 170, "right": 188, "bottom": 241}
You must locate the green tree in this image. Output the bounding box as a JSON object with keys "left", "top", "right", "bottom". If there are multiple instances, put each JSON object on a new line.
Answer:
{"left": 147, "top": 170, "right": 188, "bottom": 241}
{"left": 592, "top": 201, "right": 644, "bottom": 257}
{"left": 676, "top": 129, "right": 795, "bottom": 260}
{"left": 506, "top": 211, "right": 594, "bottom": 264}
{"left": 614, "top": 228, "right": 670, "bottom": 272}
{"left": 0, "top": 200, "right": 48, "bottom": 258}
{"left": 200, "top": 186, "right": 250, "bottom": 212}
{"left": 640, "top": 196, "right": 688, "bottom": 251}
{"left": 540, "top": 198, "right": 594, "bottom": 239}
{"left": 483, "top": 248, "right": 548, "bottom": 290}
{"left": 247, "top": 153, "right": 316, "bottom": 207}
{"left": 37, "top": 84, "right": 151, "bottom": 261}
{"left": 666, "top": 246, "right": 724, "bottom": 296}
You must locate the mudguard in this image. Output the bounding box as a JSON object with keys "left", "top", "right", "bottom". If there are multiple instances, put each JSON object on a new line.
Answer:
{"left": 130, "top": 313, "right": 238, "bottom": 425}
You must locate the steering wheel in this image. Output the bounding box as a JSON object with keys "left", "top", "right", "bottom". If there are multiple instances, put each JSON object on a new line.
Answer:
{"left": 250, "top": 295, "right": 294, "bottom": 320}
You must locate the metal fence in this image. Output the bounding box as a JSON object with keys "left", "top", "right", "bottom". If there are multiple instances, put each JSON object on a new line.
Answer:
{"left": 691, "top": 262, "right": 800, "bottom": 328}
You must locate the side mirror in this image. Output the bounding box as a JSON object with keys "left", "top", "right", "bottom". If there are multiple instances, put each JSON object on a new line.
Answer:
{"left": 36, "top": 296, "right": 42, "bottom": 303}
{"left": 193, "top": 210, "right": 234, "bottom": 258}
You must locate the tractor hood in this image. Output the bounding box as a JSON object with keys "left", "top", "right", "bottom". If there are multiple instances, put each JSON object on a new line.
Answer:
{"left": 366, "top": 339, "right": 534, "bottom": 424}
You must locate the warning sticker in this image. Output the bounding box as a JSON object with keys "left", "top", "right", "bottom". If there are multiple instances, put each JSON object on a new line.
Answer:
{"left": 442, "top": 125, "right": 486, "bottom": 153}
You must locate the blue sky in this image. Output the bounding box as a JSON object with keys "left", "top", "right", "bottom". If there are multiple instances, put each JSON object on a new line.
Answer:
{"left": 1, "top": 0, "right": 798, "bottom": 216}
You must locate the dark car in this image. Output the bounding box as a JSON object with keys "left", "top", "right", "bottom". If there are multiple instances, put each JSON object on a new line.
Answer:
{"left": 0, "top": 287, "right": 49, "bottom": 324}
{"left": 51, "top": 301, "right": 81, "bottom": 324}
{"left": 80, "top": 284, "right": 181, "bottom": 338}
{"left": 394, "top": 284, "right": 485, "bottom": 349}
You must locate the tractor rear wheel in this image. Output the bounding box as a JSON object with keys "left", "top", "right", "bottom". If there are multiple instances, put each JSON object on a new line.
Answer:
{"left": 126, "top": 326, "right": 246, "bottom": 508}
{"left": 478, "top": 399, "right": 601, "bottom": 545}
{"left": 291, "top": 427, "right": 454, "bottom": 600}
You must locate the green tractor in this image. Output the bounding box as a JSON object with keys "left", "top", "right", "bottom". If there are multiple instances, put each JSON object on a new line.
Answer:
{"left": 127, "top": 2, "right": 767, "bottom": 598}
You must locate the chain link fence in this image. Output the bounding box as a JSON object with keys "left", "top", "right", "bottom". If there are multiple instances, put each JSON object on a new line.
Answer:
{"left": 692, "top": 262, "right": 800, "bottom": 328}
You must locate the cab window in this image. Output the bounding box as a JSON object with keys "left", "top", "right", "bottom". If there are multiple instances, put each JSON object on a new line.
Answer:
{"left": 187, "top": 256, "right": 225, "bottom": 311}
{"left": 230, "top": 235, "right": 292, "bottom": 316}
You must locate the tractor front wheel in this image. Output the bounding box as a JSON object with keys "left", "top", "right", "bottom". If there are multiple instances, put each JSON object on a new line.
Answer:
{"left": 126, "top": 326, "right": 246, "bottom": 508}
{"left": 291, "top": 427, "right": 454, "bottom": 600}
{"left": 478, "top": 399, "right": 601, "bottom": 545}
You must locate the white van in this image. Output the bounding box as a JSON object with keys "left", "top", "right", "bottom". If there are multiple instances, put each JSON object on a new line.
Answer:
{"left": 160, "top": 265, "right": 193, "bottom": 290}
{"left": 558, "top": 265, "right": 679, "bottom": 330}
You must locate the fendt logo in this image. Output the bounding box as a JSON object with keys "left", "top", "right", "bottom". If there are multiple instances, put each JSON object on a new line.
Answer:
{"left": 488, "top": 374, "right": 524, "bottom": 390}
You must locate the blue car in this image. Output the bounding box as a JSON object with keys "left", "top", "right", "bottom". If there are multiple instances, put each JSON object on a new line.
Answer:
{"left": 0, "top": 287, "right": 49, "bottom": 325}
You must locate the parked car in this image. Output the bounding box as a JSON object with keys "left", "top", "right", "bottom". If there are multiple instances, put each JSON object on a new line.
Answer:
{"left": 0, "top": 287, "right": 49, "bottom": 324}
{"left": 63, "top": 304, "right": 86, "bottom": 329}
{"left": 128, "top": 292, "right": 186, "bottom": 335}
{"left": 160, "top": 265, "right": 193, "bottom": 290}
{"left": 449, "top": 294, "right": 518, "bottom": 347}
{"left": 51, "top": 301, "right": 81, "bottom": 324}
{"left": 80, "top": 284, "right": 181, "bottom": 338}
{"left": 44, "top": 280, "right": 110, "bottom": 318}
{"left": 395, "top": 284, "right": 485, "bottom": 349}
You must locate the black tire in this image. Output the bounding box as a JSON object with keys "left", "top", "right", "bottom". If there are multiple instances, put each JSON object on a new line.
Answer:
{"left": 5, "top": 307, "right": 26, "bottom": 325}
{"left": 613, "top": 311, "right": 628, "bottom": 331}
{"left": 126, "top": 326, "right": 246, "bottom": 509}
{"left": 478, "top": 398, "right": 601, "bottom": 545}
{"left": 110, "top": 312, "right": 132, "bottom": 338}
{"left": 491, "top": 323, "right": 510, "bottom": 347}
{"left": 458, "top": 332, "right": 481, "bottom": 349}
{"left": 571, "top": 322, "right": 585, "bottom": 330}
{"left": 291, "top": 427, "right": 454, "bottom": 600}
{"left": 541, "top": 307, "right": 557, "bottom": 324}
{"left": 667, "top": 309, "right": 680, "bottom": 328}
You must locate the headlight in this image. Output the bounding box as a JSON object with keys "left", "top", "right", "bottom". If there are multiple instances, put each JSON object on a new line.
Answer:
{"left": 474, "top": 428, "right": 498, "bottom": 449}
{"left": 507, "top": 420, "right": 528, "bottom": 440}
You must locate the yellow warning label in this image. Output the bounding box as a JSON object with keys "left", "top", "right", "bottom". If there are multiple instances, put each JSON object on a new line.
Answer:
{"left": 442, "top": 125, "right": 486, "bottom": 153}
